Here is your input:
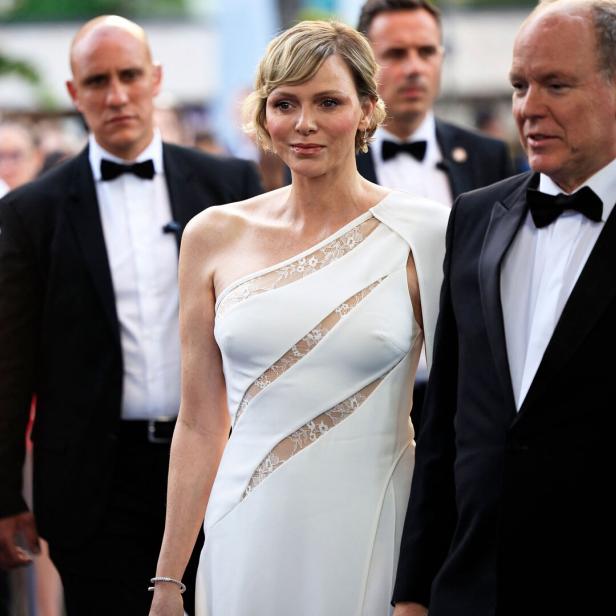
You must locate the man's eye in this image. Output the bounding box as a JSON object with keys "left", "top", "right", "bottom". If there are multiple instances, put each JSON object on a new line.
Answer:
{"left": 86, "top": 75, "right": 107, "bottom": 87}
{"left": 383, "top": 48, "right": 406, "bottom": 61}
{"left": 121, "top": 69, "right": 141, "bottom": 82}
{"left": 418, "top": 46, "right": 438, "bottom": 59}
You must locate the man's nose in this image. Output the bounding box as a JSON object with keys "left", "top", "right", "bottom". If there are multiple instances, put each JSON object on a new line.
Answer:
{"left": 401, "top": 50, "right": 424, "bottom": 75}
{"left": 106, "top": 77, "right": 129, "bottom": 107}
{"left": 518, "top": 85, "right": 546, "bottom": 119}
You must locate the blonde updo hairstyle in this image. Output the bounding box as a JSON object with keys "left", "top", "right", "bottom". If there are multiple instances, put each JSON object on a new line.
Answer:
{"left": 243, "top": 20, "right": 386, "bottom": 154}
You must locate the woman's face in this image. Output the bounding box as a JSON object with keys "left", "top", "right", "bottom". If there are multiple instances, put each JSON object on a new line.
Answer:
{"left": 265, "top": 54, "right": 373, "bottom": 178}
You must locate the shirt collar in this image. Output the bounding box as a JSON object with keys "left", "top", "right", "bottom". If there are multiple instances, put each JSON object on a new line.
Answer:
{"left": 89, "top": 130, "right": 164, "bottom": 181}
{"left": 539, "top": 156, "right": 616, "bottom": 222}
{"left": 374, "top": 112, "right": 438, "bottom": 161}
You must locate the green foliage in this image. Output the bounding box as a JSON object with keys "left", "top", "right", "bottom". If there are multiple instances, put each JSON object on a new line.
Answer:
{"left": 0, "top": 53, "right": 39, "bottom": 83}
{"left": 297, "top": 8, "right": 334, "bottom": 22}
{"left": 0, "top": 52, "right": 59, "bottom": 109}
{"left": 1, "top": 0, "right": 189, "bottom": 22}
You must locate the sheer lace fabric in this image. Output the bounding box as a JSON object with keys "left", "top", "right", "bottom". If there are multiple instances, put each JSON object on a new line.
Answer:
{"left": 234, "top": 276, "right": 385, "bottom": 426}
{"left": 226, "top": 221, "right": 388, "bottom": 497}
{"left": 217, "top": 216, "right": 380, "bottom": 317}
{"left": 245, "top": 368, "right": 390, "bottom": 497}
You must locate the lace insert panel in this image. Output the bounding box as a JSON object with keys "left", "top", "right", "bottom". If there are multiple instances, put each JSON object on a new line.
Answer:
{"left": 233, "top": 276, "right": 386, "bottom": 426}
{"left": 217, "top": 217, "right": 380, "bottom": 317}
{"left": 244, "top": 372, "right": 390, "bottom": 498}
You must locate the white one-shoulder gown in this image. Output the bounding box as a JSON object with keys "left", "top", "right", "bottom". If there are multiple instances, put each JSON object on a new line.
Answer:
{"left": 195, "top": 191, "right": 448, "bottom": 616}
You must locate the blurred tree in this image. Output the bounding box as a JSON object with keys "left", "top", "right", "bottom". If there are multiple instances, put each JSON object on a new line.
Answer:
{"left": 0, "top": 52, "right": 58, "bottom": 108}
{"left": 0, "top": 54, "right": 39, "bottom": 84}
{"left": 1, "top": 0, "right": 189, "bottom": 21}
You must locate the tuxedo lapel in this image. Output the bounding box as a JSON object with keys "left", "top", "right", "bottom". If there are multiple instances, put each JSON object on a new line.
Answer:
{"left": 356, "top": 148, "right": 378, "bottom": 183}
{"left": 65, "top": 148, "right": 119, "bottom": 339}
{"left": 435, "top": 121, "right": 473, "bottom": 198}
{"left": 478, "top": 173, "right": 534, "bottom": 411}
{"left": 163, "top": 145, "right": 192, "bottom": 250}
{"left": 519, "top": 202, "right": 616, "bottom": 416}
{"left": 162, "top": 144, "right": 214, "bottom": 249}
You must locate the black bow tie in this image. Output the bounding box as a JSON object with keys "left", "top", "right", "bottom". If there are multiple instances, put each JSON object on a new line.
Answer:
{"left": 527, "top": 186, "right": 603, "bottom": 228}
{"left": 100, "top": 158, "right": 155, "bottom": 181}
{"left": 381, "top": 140, "right": 427, "bottom": 162}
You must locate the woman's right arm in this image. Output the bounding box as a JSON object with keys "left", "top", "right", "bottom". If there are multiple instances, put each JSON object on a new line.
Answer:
{"left": 149, "top": 213, "right": 231, "bottom": 615}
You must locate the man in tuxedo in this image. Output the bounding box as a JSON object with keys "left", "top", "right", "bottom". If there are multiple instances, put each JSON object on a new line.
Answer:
{"left": 357, "top": 0, "right": 513, "bottom": 434}
{"left": 0, "top": 15, "right": 262, "bottom": 615}
{"left": 392, "top": 1, "right": 616, "bottom": 614}
{"left": 357, "top": 0, "right": 512, "bottom": 204}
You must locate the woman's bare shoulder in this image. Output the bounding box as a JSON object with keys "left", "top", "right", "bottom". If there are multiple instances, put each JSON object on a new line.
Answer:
{"left": 185, "top": 187, "right": 289, "bottom": 247}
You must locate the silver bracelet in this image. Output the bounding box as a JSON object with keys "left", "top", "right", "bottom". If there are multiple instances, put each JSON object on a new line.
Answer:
{"left": 148, "top": 576, "right": 186, "bottom": 594}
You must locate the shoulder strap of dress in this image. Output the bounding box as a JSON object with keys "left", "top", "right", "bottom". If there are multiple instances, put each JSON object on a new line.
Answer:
{"left": 371, "top": 192, "right": 450, "bottom": 370}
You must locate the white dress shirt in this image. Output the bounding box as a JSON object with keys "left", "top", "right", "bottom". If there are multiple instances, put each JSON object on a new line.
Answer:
{"left": 501, "top": 157, "right": 616, "bottom": 409}
{"left": 372, "top": 112, "right": 453, "bottom": 207}
{"left": 89, "top": 133, "right": 181, "bottom": 420}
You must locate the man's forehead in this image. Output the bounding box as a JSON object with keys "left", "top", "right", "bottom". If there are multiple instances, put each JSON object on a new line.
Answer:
{"left": 71, "top": 25, "right": 150, "bottom": 70}
{"left": 370, "top": 29, "right": 441, "bottom": 52}
{"left": 517, "top": 3, "right": 592, "bottom": 41}
{"left": 72, "top": 15, "right": 146, "bottom": 49}
{"left": 512, "top": 5, "right": 597, "bottom": 64}
{"left": 369, "top": 10, "right": 440, "bottom": 35}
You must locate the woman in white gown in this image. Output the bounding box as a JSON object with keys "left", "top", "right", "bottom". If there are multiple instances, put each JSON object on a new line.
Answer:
{"left": 149, "top": 20, "right": 448, "bottom": 616}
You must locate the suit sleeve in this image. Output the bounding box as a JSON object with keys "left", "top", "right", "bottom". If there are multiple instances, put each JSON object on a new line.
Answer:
{"left": 0, "top": 197, "right": 39, "bottom": 518}
{"left": 392, "top": 198, "right": 461, "bottom": 606}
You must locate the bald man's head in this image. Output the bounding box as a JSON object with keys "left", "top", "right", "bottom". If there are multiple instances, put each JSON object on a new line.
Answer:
{"left": 66, "top": 15, "right": 162, "bottom": 160}
{"left": 69, "top": 16, "right": 152, "bottom": 76}
{"left": 525, "top": 0, "right": 616, "bottom": 79}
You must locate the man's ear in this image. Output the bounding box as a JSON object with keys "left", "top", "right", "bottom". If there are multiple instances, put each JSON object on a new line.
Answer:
{"left": 152, "top": 63, "right": 163, "bottom": 97}
{"left": 66, "top": 80, "right": 82, "bottom": 112}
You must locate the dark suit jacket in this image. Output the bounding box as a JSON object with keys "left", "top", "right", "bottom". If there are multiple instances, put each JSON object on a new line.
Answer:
{"left": 393, "top": 172, "right": 613, "bottom": 615}
{"left": 356, "top": 119, "right": 513, "bottom": 199}
{"left": 0, "top": 143, "right": 262, "bottom": 548}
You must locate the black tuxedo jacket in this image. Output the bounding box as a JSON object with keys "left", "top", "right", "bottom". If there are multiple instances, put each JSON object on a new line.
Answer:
{"left": 356, "top": 119, "right": 513, "bottom": 199}
{"left": 0, "top": 143, "right": 262, "bottom": 547}
{"left": 392, "top": 172, "right": 614, "bottom": 615}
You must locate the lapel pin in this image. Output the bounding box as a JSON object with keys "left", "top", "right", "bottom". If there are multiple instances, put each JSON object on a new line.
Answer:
{"left": 452, "top": 147, "right": 468, "bottom": 163}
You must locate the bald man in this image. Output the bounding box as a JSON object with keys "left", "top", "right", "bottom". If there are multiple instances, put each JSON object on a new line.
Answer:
{"left": 0, "top": 15, "right": 262, "bottom": 615}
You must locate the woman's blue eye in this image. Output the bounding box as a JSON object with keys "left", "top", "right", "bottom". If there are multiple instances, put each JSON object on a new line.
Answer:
{"left": 321, "top": 99, "right": 338, "bottom": 108}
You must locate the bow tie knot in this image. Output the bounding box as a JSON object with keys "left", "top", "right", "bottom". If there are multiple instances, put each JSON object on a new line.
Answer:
{"left": 527, "top": 186, "right": 603, "bottom": 228}
{"left": 381, "top": 139, "right": 427, "bottom": 162}
{"left": 100, "top": 158, "right": 155, "bottom": 181}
